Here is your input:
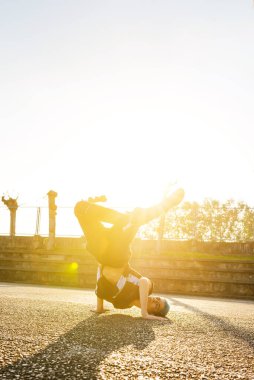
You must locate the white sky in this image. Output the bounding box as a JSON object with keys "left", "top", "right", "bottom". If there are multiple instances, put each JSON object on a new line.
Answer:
{"left": 1, "top": 0, "right": 254, "bottom": 234}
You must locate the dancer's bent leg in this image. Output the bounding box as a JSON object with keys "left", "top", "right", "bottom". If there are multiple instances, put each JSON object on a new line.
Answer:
{"left": 74, "top": 201, "right": 130, "bottom": 265}
{"left": 74, "top": 201, "right": 129, "bottom": 228}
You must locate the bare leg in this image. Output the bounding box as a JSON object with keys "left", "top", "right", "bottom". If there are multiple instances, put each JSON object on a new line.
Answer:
{"left": 103, "top": 188, "right": 185, "bottom": 266}
{"left": 129, "top": 188, "right": 185, "bottom": 226}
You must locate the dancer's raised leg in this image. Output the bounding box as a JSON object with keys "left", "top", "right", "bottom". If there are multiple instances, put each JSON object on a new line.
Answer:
{"left": 129, "top": 188, "right": 185, "bottom": 226}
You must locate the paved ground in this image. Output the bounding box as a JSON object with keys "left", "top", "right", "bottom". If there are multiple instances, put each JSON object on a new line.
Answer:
{"left": 0, "top": 283, "right": 253, "bottom": 380}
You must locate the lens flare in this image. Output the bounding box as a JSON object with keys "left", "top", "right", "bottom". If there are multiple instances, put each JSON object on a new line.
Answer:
{"left": 70, "top": 262, "right": 78, "bottom": 271}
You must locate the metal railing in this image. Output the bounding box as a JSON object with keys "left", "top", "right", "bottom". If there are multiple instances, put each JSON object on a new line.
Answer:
{"left": 1, "top": 204, "right": 254, "bottom": 242}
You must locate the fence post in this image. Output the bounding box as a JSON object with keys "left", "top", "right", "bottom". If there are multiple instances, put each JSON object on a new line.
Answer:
{"left": 157, "top": 212, "right": 166, "bottom": 253}
{"left": 35, "top": 207, "right": 41, "bottom": 236}
{"left": 1, "top": 196, "right": 18, "bottom": 237}
{"left": 156, "top": 187, "right": 171, "bottom": 253}
{"left": 47, "top": 190, "right": 57, "bottom": 250}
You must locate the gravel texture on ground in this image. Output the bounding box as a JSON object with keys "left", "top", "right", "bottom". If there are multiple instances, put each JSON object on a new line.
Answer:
{"left": 0, "top": 283, "right": 253, "bottom": 380}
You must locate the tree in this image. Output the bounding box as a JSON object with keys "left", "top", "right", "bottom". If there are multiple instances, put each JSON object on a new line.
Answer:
{"left": 144, "top": 199, "right": 254, "bottom": 242}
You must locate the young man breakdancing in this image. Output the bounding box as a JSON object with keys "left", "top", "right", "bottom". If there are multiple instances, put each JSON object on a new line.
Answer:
{"left": 74, "top": 188, "right": 184, "bottom": 321}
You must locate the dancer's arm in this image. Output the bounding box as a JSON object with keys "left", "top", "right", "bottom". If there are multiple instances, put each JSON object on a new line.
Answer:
{"left": 90, "top": 296, "right": 107, "bottom": 313}
{"left": 93, "top": 265, "right": 110, "bottom": 313}
{"left": 96, "top": 296, "right": 105, "bottom": 313}
{"left": 93, "top": 296, "right": 109, "bottom": 313}
{"left": 139, "top": 278, "right": 165, "bottom": 321}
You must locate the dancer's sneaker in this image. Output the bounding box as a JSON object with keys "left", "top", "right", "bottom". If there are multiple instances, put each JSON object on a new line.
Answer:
{"left": 88, "top": 195, "right": 107, "bottom": 203}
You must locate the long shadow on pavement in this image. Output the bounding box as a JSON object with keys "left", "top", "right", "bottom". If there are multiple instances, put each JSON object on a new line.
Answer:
{"left": 0, "top": 314, "right": 156, "bottom": 379}
{"left": 170, "top": 298, "right": 254, "bottom": 350}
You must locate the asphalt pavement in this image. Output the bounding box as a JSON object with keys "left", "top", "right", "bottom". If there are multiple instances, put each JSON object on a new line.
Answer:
{"left": 0, "top": 283, "right": 253, "bottom": 379}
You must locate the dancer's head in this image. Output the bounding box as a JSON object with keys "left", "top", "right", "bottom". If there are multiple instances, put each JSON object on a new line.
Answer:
{"left": 147, "top": 296, "right": 170, "bottom": 317}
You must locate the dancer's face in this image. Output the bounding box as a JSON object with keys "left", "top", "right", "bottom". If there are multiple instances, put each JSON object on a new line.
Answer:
{"left": 147, "top": 296, "right": 165, "bottom": 315}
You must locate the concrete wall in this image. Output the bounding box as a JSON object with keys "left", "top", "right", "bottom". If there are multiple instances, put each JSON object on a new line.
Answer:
{"left": 1, "top": 235, "right": 254, "bottom": 254}
{"left": 0, "top": 236, "right": 254, "bottom": 299}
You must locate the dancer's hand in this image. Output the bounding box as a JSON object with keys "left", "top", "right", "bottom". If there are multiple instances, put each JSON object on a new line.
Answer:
{"left": 95, "top": 296, "right": 107, "bottom": 314}
{"left": 90, "top": 308, "right": 109, "bottom": 314}
{"left": 142, "top": 314, "right": 166, "bottom": 321}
